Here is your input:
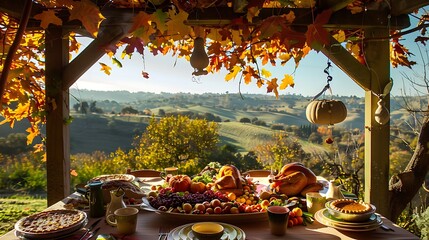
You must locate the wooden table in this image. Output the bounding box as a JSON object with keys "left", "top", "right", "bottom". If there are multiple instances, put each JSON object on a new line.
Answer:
{"left": 0, "top": 177, "right": 419, "bottom": 240}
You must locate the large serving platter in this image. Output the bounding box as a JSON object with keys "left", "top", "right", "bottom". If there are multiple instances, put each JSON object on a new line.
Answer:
{"left": 14, "top": 209, "right": 87, "bottom": 239}
{"left": 141, "top": 198, "right": 268, "bottom": 224}
{"left": 167, "top": 222, "right": 246, "bottom": 240}
{"left": 315, "top": 208, "right": 382, "bottom": 232}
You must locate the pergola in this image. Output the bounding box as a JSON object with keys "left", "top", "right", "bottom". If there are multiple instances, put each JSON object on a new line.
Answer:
{"left": 0, "top": 0, "right": 428, "bottom": 220}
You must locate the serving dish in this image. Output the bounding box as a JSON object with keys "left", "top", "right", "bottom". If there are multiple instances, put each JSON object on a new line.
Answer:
{"left": 325, "top": 200, "right": 376, "bottom": 222}
{"left": 14, "top": 209, "right": 87, "bottom": 239}
{"left": 141, "top": 198, "right": 268, "bottom": 224}
{"left": 167, "top": 222, "right": 245, "bottom": 240}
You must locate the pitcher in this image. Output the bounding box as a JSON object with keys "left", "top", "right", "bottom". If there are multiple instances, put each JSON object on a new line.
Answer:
{"left": 105, "top": 188, "right": 126, "bottom": 225}
{"left": 325, "top": 180, "right": 344, "bottom": 201}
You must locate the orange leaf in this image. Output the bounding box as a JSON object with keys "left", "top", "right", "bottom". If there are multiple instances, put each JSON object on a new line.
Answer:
{"left": 99, "top": 62, "right": 112, "bottom": 75}
{"left": 306, "top": 9, "right": 332, "bottom": 50}
{"left": 69, "top": 0, "right": 105, "bottom": 37}
{"left": 34, "top": 10, "right": 62, "bottom": 29}
{"left": 266, "top": 78, "right": 279, "bottom": 98}
{"left": 279, "top": 74, "right": 294, "bottom": 89}
{"left": 127, "top": 11, "right": 154, "bottom": 46}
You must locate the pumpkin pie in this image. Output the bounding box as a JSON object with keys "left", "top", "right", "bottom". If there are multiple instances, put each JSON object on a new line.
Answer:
{"left": 329, "top": 199, "right": 372, "bottom": 214}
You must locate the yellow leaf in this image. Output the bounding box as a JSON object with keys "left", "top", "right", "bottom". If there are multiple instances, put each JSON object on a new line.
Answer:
{"left": 167, "top": 10, "right": 190, "bottom": 40}
{"left": 279, "top": 74, "right": 294, "bottom": 89}
{"left": 261, "top": 68, "right": 271, "bottom": 78}
{"left": 279, "top": 53, "right": 291, "bottom": 62}
{"left": 69, "top": 0, "right": 105, "bottom": 37}
{"left": 33, "top": 10, "right": 62, "bottom": 29}
{"left": 26, "top": 127, "right": 39, "bottom": 145}
{"left": 14, "top": 102, "right": 30, "bottom": 120}
{"left": 333, "top": 30, "right": 346, "bottom": 42}
{"left": 225, "top": 65, "right": 241, "bottom": 81}
{"left": 99, "top": 62, "right": 112, "bottom": 75}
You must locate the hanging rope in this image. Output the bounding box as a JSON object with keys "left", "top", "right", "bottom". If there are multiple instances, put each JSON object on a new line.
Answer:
{"left": 311, "top": 60, "right": 333, "bottom": 101}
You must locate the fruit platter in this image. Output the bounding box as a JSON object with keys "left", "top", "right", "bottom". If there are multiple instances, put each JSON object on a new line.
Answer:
{"left": 142, "top": 162, "right": 319, "bottom": 225}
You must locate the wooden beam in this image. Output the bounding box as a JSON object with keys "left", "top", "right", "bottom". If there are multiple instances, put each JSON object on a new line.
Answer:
{"left": 45, "top": 26, "right": 70, "bottom": 206}
{"left": 363, "top": 28, "right": 391, "bottom": 217}
{"left": 62, "top": 21, "right": 130, "bottom": 89}
{"left": 391, "top": 0, "right": 429, "bottom": 16}
{"left": 186, "top": 8, "right": 410, "bottom": 30}
{"left": 320, "top": 36, "right": 371, "bottom": 91}
{"left": 0, "top": 0, "right": 43, "bottom": 20}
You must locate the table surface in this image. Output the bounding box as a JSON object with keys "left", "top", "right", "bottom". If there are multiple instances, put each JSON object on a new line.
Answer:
{"left": 0, "top": 176, "right": 420, "bottom": 240}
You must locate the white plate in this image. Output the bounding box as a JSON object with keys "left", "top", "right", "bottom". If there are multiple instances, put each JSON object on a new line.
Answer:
{"left": 315, "top": 209, "right": 382, "bottom": 232}
{"left": 167, "top": 222, "right": 245, "bottom": 240}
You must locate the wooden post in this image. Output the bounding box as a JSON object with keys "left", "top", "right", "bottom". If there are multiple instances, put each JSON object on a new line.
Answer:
{"left": 45, "top": 27, "right": 70, "bottom": 206}
{"left": 363, "top": 28, "right": 391, "bottom": 217}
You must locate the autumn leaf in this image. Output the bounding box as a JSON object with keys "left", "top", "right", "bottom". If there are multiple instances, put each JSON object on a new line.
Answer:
{"left": 129, "top": 12, "right": 154, "bottom": 44}
{"left": 121, "top": 37, "right": 145, "bottom": 55}
{"left": 247, "top": 6, "right": 260, "bottom": 23}
{"left": 261, "top": 68, "right": 271, "bottom": 78}
{"left": 279, "top": 74, "right": 294, "bottom": 89}
{"left": 167, "top": 10, "right": 190, "bottom": 40}
{"left": 99, "top": 62, "right": 112, "bottom": 75}
{"left": 69, "top": 0, "right": 105, "bottom": 37}
{"left": 26, "top": 127, "right": 39, "bottom": 145}
{"left": 306, "top": 9, "right": 332, "bottom": 50}
{"left": 150, "top": 9, "right": 168, "bottom": 34}
{"left": 333, "top": 30, "right": 346, "bottom": 43}
{"left": 112, "top": 57, "right": 123, "bottom": 68}
{"left": 142, "top": 71, "right": 150, "bottom": 78}
{"left": 225, "top": 65, "right": 241, "bottom": 81}
{"left": 34, "top": 10, "right": 62, "bottom": 29}
{"left": 266, "top": 78, "right": 279, "bottom": 98}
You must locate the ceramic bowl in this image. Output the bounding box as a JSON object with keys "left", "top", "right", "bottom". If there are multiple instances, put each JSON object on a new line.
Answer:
{"left": 325, "top": 200, "right": 376, "bottom": 222}
{"left": 191, "top": 222, "right": 224, "bottom": 240}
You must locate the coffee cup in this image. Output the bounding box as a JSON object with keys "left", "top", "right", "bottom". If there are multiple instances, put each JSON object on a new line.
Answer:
{"left": 306, "top": 192, "right": 326, "bottom": 215}
{"left": 106, "top": 207, "right": 138, "bottom": 235}
{"left": 267, "top": 206, "right": 290, "bottom": 236}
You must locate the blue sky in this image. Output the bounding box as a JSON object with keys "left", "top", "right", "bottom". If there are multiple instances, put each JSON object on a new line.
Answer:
{"left": 71, "top": 31, "right": 426, "bottom": 98}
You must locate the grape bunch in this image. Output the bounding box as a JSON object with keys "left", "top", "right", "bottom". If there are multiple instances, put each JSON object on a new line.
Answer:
{"left": 149, "top": 189, "right": 228, "bottom": 209}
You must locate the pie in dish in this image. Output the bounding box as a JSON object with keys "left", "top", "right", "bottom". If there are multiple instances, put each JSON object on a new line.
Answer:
{"left": 329, "top": 199, "right": 372, "bottom": 214}
{"left": 89, "top": 174, "right": 135, "bottom": 183}
{"left": 15, "top": 209, "right": 86, "bottom": 234}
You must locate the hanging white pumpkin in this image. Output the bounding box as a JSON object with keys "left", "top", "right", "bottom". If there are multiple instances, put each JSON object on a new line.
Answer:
{"left": 306, "top": 99, "right": 347, "bottom": 125}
